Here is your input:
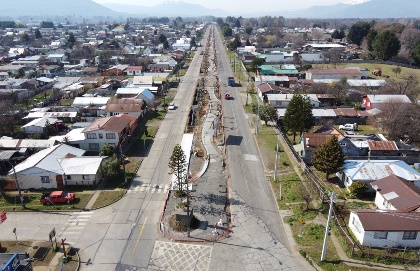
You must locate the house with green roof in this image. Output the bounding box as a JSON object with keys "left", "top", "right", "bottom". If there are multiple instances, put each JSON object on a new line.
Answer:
{"left": 258, "top": 64, "right": 299, "bottom": 76}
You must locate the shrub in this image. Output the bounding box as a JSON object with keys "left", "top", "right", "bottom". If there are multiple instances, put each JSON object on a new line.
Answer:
{"left": 349, "top": 181, "right": 368, "bottom": 198}
{"left": 173, "top": 190, "right": 186, "bottom": 198}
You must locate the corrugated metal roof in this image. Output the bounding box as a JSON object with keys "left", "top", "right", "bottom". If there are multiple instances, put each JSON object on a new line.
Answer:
{"left": 22, "top": 117, "right": 59, "bottom": 128}
{"left": 371, "top": 175, "right": 420, "bottom": 211}
{"left": 343, "top": 160, "right": 420, "bottom": 181}
{"left": 368, "top": 140, "right": 398, "bottom": 151}
{"left": 12, "top": 144, "right": 85, "bottom": 174}
{"left": 366, "top": 95, "right": 412, "bottom": 104}
{"left": 353, "top": 210, "right": 420, "bottom": 231}
{"left": 59, "top": 157, "right": 105, "bottom": 175}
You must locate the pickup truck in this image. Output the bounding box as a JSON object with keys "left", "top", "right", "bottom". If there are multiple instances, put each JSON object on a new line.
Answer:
{"left": 40, "top": 191, "right": 76, "bottom": 205}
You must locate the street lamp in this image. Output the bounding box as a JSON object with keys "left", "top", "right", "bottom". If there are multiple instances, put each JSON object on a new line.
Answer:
{"left": 3, "top": 160, "right": 25, "bottom": 209}
{"left": 119, "top": 136, "right": 130, "bottom": 184}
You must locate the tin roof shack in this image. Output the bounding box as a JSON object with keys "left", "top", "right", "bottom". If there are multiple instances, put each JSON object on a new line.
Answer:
{"left": 371, "top": 175, "right": 420, "bottom": 212}
{"left": 337, "top": 160, "right": 420, "bottom": 192}
{"left": 368, "top": 140, "right": 399, "bottom": 157}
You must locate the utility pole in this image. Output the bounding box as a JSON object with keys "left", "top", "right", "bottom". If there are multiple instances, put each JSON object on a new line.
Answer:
{"left": 256, "top": 93, "right": 260, "bottom": 135}
{"left": 321, "top": 192, "right": 335, "bottom": 261}
{"left": 186, "top": 174, "right": 190, "bottom": 237}
{"left": 10, "top": 161, "right": 25, "bottom": 209}
{"left": 120, "top": 138, "right": 128, "bottom": 184}
{"left": 274, "top": 134, "right": 281, "bottom": 199}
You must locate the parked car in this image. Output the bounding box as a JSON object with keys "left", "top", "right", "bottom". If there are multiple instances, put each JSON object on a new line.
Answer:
{"left": 225, "top": 92, "right": 231, "bottom": 100}
{"left": 40, "top": 191, "right": 75, "bottom": 205}
{"left": 339, "top": 123, "right": 358, "bottom": 131}
{"left": 168, "top": 102, "right": 176, "bottom": 110}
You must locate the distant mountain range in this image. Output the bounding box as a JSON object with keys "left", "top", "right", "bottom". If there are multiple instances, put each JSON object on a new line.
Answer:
{"left": 0, "top": 0, "right": 419, "bottom": 20}
{"left": 102, "top": 2, "right": 229, "bottom": 17}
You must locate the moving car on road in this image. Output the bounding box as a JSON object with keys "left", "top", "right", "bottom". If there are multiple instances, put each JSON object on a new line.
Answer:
{"left": 168, "top": 102, "right": 176, "bottom": 110}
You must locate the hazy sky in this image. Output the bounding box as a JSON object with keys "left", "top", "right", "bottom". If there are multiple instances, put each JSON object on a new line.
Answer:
{"left": 92, "top": 0, "right": 368, "bottom": 13}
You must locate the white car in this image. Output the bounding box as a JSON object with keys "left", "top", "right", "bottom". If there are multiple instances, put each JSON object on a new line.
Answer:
{"left": 168, "top": 102, "right": 176, "bottom": 110}
{"left": 339, "top": 123, "right": 357, "bottom": 131}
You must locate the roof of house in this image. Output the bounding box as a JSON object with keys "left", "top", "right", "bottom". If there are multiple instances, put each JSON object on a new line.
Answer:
{"left": 125, "top": 66, "right": 143, "bottom": 71}
{"left": 22, "top": 117, "right": 60, "bottom": 128}
{"left": 365, "top": 95, "right": 412, "bottom": 104}
{"left": 73, "top": 97, "right": 110, "bottom": 107}
{"left": 12, "top": 144, "right": 85, "bottom": 174}
{"left": 368, "top": 140, "right": 398, "bottom": 151}
{"left": 59, "top": 156, "right": 106, "bottom": 175}
{"left": 333, "top": 108, "right": 370, "bottom": 117}
{"left": 135, "top": 88, "right": 155, "bottom": 102}
{"left": 257, "top": 83, "right": 281, "bottom": 93}
{"left": 352, "top": 210, "right": 420, "bottom": 231}
{"left": 302, "top": 133, "right": 334, "bottom": 151}
{"left": 105, "top": 98, "right": 145, "bottom": 113}
{"left": 308, "top": 69, "right": 362, "bottom": 75}
{"left": 0, "top": 139, "right": 55, "bottom": 149}
{"left": 371, "top": 175, "right": 420, "bottom": 211}
{"left": 133, "top": 76, "right": 153, "bottom": 85}
{"left": 342, "top": 160, "right": 420, "bottom": 181}
{"left": 82, "top": 116, "right": 132, "bottom": 133}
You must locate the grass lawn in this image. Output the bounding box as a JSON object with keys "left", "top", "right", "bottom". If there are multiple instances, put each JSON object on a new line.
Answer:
{"left": 313, "top": 63, "right": 420, "bottom": 81}
{"left": 0, "top": 192, "right": 93, "bottom": 211}
{"left": 91, "top": 190, "right": 125, "bottom": 209}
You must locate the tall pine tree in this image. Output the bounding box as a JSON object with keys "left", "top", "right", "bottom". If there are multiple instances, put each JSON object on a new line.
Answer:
{"left": 168, "top": 144, "right": 187, "bottom": 191}
{"left": 311, "top": 136, "right": 345, "bottom": 182}
{"left": 283, "top": 94, "right": 315, "bottom": 142}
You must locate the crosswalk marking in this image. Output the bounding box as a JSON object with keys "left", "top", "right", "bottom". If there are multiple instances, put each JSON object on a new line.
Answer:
{"left": 58, "top": 211, "right": 93, "bottom": 237}
{"left": 128, "top": 184, "right": 169, "bottom": 194}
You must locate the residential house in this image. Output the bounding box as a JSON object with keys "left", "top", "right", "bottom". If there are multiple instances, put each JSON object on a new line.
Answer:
{"left": 255, "top": 76, "right": 290, "bottom": 88}
{"left": 105, "top": 98, "right": 146, "bottom": 117}
{"left": 22, "top": 117, "right": 60, "bottom": 134}
{"left": 258, "top": 64, "right": 299, "bottom": 76}
{"left": 38, "top": 65, "right": 63, "bottom": 78}
{"left": 79, "top": 77, "right": 104, "bottom": 89}
{"left": 72, "top": 96, "right": 110, "bottom": 117}
{"left": 8, "top": 144, "right": 105, "bottom": 189}
{"left": 349, "top": 210, "right": 420, "bottom": 248}
{"left": 306, "top": 69, "right": 362, "bottom": 80}
{"left": 333, "top": 108, "right": 370, "bottom": 125}
{"left": 107, "top": 64, "right": 129, "bottom": 76}
{"left": 299, "top": 126, "right": 362, "bottom": 160}
{"left": 82, "top": 114, "right": 138, "bottom": 151}
{"left": 362, "top": 94, "right": 412, "bottom": 110}
{"left": 47, "top": 53, "right": 67, "bottom": 63}
{"left": 266, "top": 94, "right": 320, "bottom": 108}
{"left": 172, "top": 38, "right": 191, "bottom": 50}
{"left": 125, "top": 66, "right": 143, "bottom": 76}
{"left": 371, "top": 175, "right": 420, "bottom": 212}
{"left": 134, "top": 88, "right": 155, "bottom": 104}
{"left": 368, "top": 140, "right": 399, "bottom": 157}
{"left": 62, "top": 83, "right": 85, "bottom": 99}
{"left": 337, "top": 160, "right": 420, "bottom": 191}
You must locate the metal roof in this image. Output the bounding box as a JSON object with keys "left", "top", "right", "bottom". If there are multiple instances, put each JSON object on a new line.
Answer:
{"left": 352, "top": 210, "right": 420, "bottom": 231}
{"left": 59, "top": 157, "right": 106, "bottom": 175}
{"left": 22, "top": 117, "right": 59, "bottom": 128}
{"left": 343, "top": 160, "right": 420, "bottom": 181}
{"left": 12, "top": 144, "right": 86, "bottom": 175}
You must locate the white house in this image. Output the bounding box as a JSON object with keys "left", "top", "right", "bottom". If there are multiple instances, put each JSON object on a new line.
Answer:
{"left": 337, "top": 160, "right": 420, "bottom": 191}
{"left": 22, "top": 117, "right": 60, "bottom": 134}
{"left": 47, "top": 53, "right": 67, "bottom": 63}
{"left": 266, "top": 94, "right": 320, "bottom": 108}
{"left": 349, "top": 210, "right": 420, "bottom": 248}
{"left": 370, "top": 175, "right": 420, "bottom": 212}
{"left": 134, "top": 88, "right": 155, "bottom": 104}
{"left": 9, "top": 144, "right": 105, "bottom": 189}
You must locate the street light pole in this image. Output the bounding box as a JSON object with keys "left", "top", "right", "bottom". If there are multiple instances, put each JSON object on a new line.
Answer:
{"left": 119, "top": 138, "right": 128, "bottom": 184}
{"left": 186, "top": 174, "right": 190, "bottom": 237}
{"left": 321, "top": 192, "right": 336, "bottom": 261}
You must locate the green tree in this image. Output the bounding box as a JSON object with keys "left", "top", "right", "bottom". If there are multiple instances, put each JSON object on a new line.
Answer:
{"left": 20, "top": 33, "right": 30, "bottom": 43}
{"left": 99, "top": 154, "right": 121, "bottom": 179}
{"left": 100, "top": 144, "right": 115, "bottom": 156}
{"left": 366, "top": 28, "right": 378, "bottom": 52}
{"left": 158, "top": 34, "right": 167, "bottom": 44}
{"left": 258, "top": 104, "right": 277, "bottom": 125}
{"left": 185, "top": 30, "right": 191, "bottom": 37}
{"left": 34, "top": 29, "right": 42, "bottom": 39}
{"left": 67, "top": 32, "right": 76, "bottom": 48}
{"left": 40, "top": 21, "right": 55, "bottom": 28}
{"left": 372, "top": 30, "right": 401, "bottom": 61}
{"left": 16, "top": 67, "right": 25, "bottom": 79}
{"left": 168, "top": 144, "right": 187, "bottom": 192}
{"left": 283, "top": 94, "right": 315, "bottom": 142}
{"left": 411, "top": 40, "right": 420, "bottom": 65}
{"left": 43, "top": 119, "right": 57, "bottom": 137}
{"left": 311, "top": 136, "right": 345, "bottom": 182}
{"left": 163, "top": 40, "right": 170, "bottom": 50}
{"left": 228, "top": 34, "right": 241, "bottom": 50}
{"left": 245, "top": 26, "right": 253, "bottom": 35}
{"left": 124, "top": 23, "right": 129, "bottom": 31}
{"left": 221, "top": 25, "right": 233, "bottom": 37}
{"left": 347, "top": 21, "right": 372, "bottom": 46}
{"left": 215, "top": 17, "right": 224, "bottom": 26}
{"left": 331, "top": 29, "right": 345, "bottom": 40}
{"left": 250, "top": 57, "right": 265, "bottom": 71}
{"left": 349, "top": 181, "right": 368, "bottom": 198}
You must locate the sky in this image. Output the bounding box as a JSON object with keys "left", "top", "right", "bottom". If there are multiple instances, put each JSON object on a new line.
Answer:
{"left": 92, "top": 0, "right": 369, "bottom": 13}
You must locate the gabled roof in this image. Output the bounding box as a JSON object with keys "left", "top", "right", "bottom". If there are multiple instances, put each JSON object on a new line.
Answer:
{"left": 82, "top": 116, "right": 132, "bottom": 133}
{"left": 352, "top": 210, "right": 420, "bottom": 231}
{"left": 368, "top": 140, "right": 398, "bottom": 151}
{"left": 342, "top": 160, "right": 420, "bottom": 181}
{"left": 365, "top": 95, "right": 412, "bottom": 104}
{"left": 22, "top": 117, "right": 59, "bottom": 128}
{"left": 105, "top": 98, "right": 145, "bottom": 113}
{"left": 59, "top": 156, "right": 106, "bottom": 175}
{"left": 371, "top": 175, "right": 420, "bottom": 211}
{"left": 12, "top": 144, "right": 86, "bottom": 174}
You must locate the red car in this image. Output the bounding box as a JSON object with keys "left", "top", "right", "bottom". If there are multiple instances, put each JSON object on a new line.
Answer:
{"left": 40, "top": 191, "right": 76, "bottom": 205}
{"left": 225, "top": 92, "right": 231, "bottom": 100}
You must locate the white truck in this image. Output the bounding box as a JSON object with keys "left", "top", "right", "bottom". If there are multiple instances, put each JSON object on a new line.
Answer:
{"left": 339, "top": 123, "right": 358, "bottom": 131}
